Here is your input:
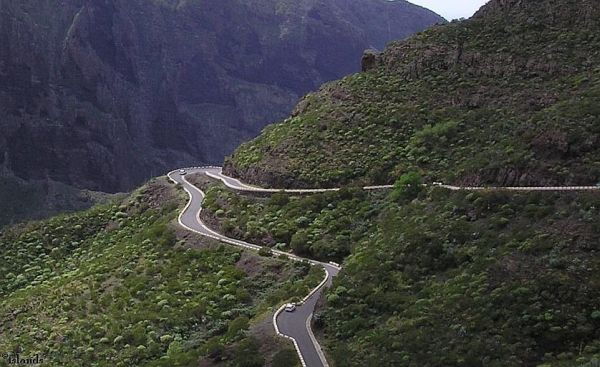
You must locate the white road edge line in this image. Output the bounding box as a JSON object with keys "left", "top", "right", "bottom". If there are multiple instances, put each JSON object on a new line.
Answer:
{"left": 273, "top": 304, "right": 307, "bottom": 367}
{"left": 169, "top": 169, "right": 336, "bottom": 367}
{"left": 307, "top": 312, "right": 329, "bottom": 367}
{"left": 302, "top": 268, "right": 330, "bottom": 305}
{"left": 169, "top": 166, "right": 600, "bottom": 367}
{"left": 272, "top": 266, "right": 330, "bottom": 367}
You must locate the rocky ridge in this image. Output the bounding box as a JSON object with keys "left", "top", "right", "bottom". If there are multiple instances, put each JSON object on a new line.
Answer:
{"left": 224, "top": 0, "right": 600, "bottom": 189}
{"left": 0, "top": 0, "right": 443, "bottom": 224}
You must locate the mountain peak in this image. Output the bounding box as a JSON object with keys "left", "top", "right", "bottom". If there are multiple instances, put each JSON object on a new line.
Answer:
{"left": 474, "top": 0, "right": 600, "bottom": 25}
{"left": 474, "top": 0, "right": 524, "bottom": 17}
{"left": 225, "top": 0, "right": 600, "bottom": 189}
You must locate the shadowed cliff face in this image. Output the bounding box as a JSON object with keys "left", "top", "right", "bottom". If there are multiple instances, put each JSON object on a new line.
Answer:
{"left": 0, "top": 0, "right": 443, "bottom": 199}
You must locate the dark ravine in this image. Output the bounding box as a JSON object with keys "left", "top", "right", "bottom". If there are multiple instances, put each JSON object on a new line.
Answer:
{"left": 0, "top": 0, "right": 443, "bottom": 224}
{"left": 0, "top": 175, "right": 114, "bottom": 228}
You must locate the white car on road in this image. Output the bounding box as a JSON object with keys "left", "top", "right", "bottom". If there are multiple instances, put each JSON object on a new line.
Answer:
{"left": 179, "top": 169, "right": 187, "bottom": 175}
{"left": 284, "top": 303, "right": 297, "bottom": 312}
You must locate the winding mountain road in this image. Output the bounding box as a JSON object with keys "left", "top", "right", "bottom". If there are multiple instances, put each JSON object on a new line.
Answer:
{"left": 168, "top": 166, "right": 600, "bottom": 366}
{"left": 167, "top": 167, "right": 342, "bottom": 367}
{"left": 203, "top": 166, "right": 395, "bottom": 193}
{"left": 203, "top": 166, "right": 600, "bottom": 192}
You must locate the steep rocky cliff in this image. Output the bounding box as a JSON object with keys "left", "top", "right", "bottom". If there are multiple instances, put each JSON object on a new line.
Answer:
{"left": 225, "top": 0, "right": 600, "bottom": 188}
{"left": 0, "top": 0, "right": 443, "bottom": 224}
{"left": 0, "top": 0, "right": 443, "bottom": 191}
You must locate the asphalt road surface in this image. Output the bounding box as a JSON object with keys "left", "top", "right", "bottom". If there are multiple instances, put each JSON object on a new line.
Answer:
{"left": 168, "top": 167, "right": 340, "bottom": 367}
{"left": 168, "top": 166, "right": 600, "bottom": 366}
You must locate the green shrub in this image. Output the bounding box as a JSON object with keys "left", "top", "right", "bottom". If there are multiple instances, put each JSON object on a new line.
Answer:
{"left": 232, "top": 337, "right": 264, "bottom": 367}
{"left": 390, "top": 171, "right": 423, "bottom": 202}
{"left": 258, "top": 247, "right": 272, "bottom": 257}
{"left": 204, "top": 338, "right": 225, "bottom": 361}
{"left": 226, "top": 316, "right": 250, "bottom": 341}
{"left": 272, "top": 348, "right": 300, "bottom": 367}
{"left": 269, "top": 193, "right": 290, "bottom": 207}
{"left": 290, "top": 231, "right": 310, "bottom": 256}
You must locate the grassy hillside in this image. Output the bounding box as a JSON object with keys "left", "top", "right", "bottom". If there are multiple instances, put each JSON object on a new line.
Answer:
{"left": 212, "top": 0, "right": 600, "bottom": 365}
{"left": 197, "top": 173, "right": 600, "bottom": 366}
{"left": 224, "top": 0, "right": 600, "bottom": 189}
{"left": 188, "top": 173, "right": 387, "bottom": 263}
{"left": 0, "top": 177, "right": 319, "bottom": 367}
{"left": 3, "top": 0, "right": 600, "bottom": 366}
{"left": 318, "top": 186, "right": 600, "bottom": 367}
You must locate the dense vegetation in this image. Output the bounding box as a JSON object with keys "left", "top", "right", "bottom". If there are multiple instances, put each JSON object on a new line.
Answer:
{"left": 214, "top": 1, "right": 600, "bottom": 365}
{"left": 0, "top": 178, "right": 319, "bottom": 367}
{"left": 190, "top": 174, "right": 387, "bottom": 263}
{"left": 4, "top": 1, "right": 600, "bottom": 366}
{"left": 189, "top": 172, "right": 600, "bottom": 366}
{"left": 318, "top": 185, "right": 600, "bottom": 367}
{"left": 225, "top": 0, "right": 600, "bottom": 189}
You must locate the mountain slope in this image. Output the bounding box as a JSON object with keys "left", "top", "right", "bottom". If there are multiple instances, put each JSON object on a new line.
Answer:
{"left": 320, "top": 188, "right": 600, "bottom": 367}
{"left": 200, "top": 173, "right": 600, "bottom": 366}
{"left": 0, "top": 177, "right": 321, "bottom": 366}
{"left": 225, "top": 0, "right": 600, "bottom": 188}
{"left": 0, "top": 0, "right": 443, "bottom": 203}
{"left": 216, "top": 0, "right": 600, "bottom": 365}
